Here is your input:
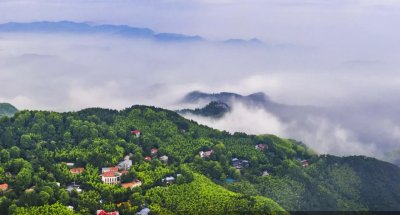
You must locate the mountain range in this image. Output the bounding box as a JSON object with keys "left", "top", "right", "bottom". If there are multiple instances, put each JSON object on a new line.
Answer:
{"left": 0, "top": 21, "right": 262, "bottom": 45}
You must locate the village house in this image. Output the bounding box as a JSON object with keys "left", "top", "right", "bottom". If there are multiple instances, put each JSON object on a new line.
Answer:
{"left": 159, "top": 155, "right": 169, "bottom": 163}
{"left": 255, "top": 144, "right": 268, "bottom": 151}
{"left": 121, "top": 179, "right": 142, "bottom": 189}
{"left": 301, "top": 160, "right": 309, "bottom": 167}
{"left": 150, "top": 148, "right": 159, "bottom": 156}
{"left": 66, "top": 183, "right": 82, "bottom": 193}
{"left": 231, "top": 158, "right": 250, "bottom": 169}
{"left": 70, "top": 167, "right": 85, "bottom": 175}
{"left": 101, "top": 171, "right": 121, "bottom": 185}
{"left": 144, "top": 156, "right": 152, "bottom": 162}
{"left": 101, "top": 166, "right": 122, "bottom": 184}
{"left": 162, "top": 176, "right": 175, "bottom": 184}
{"left": 117, "top": 159, "right": 132, "bottom": 171}
{"left": 262, "top": 170, "right": 270, "bottom": 176}
{"left": 199, "top": 150, "right": 214, "bottom": 158}
{"left": 131, "top": 130, "right": 141, "bottom": 138}
{"left": 97, "top": 210, "right": 120, "bottom": 215}
{"left": 137, "top": 208, "right": 150, "bottom": 215}
{"left": 0, "top": 183, "right": 8, "bottom": 191}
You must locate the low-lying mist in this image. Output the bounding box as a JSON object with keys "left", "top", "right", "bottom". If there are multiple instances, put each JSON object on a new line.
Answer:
{"left": 1, "top": 32, "right": 400, "bottom": 162}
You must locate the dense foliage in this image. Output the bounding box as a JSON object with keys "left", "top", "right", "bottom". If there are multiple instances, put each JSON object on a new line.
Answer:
{"left": 0, "top": 105, "right": 399, "bottom": 214}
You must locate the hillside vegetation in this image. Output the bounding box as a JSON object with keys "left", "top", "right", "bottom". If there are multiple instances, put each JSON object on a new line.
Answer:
{"left": 0, "top": 105, "right": 399, "bottom": 214}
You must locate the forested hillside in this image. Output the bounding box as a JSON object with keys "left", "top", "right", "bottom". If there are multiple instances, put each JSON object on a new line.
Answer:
{"left": 0, "top": 105, "right": 399, "bottom": 214}
{"left": 0, "top": 103, "right": 17, "bottom": 118}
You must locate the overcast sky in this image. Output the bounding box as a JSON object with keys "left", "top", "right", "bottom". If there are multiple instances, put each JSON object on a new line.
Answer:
{"left": 1, "top": 0, "right": 400, "bottom": 160}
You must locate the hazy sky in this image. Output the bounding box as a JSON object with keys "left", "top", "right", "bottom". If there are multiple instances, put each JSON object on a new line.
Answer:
{"left": 1, "top": 0, "right": 400, "bottom": 160}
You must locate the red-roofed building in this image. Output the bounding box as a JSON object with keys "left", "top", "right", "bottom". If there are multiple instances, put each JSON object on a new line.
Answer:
{"left": 102, "top": 167, "right": 119, "bottom": 173}
{"left": 301, "top": 160, "right": 309, "bottom": 167}
{"left": 101, "top": 171, "right": 121, "bottom": 185}
{"left": 0, "top": 183, "right": 8, "bottom": 191}
{"left": 121, "top": 180, "right": 142, "bottom": 189}
{"left": 150, "top": 148, "right": 159, "bottom": 155}
{"left": 144, "top": 156, "right": 152, "bottom": 162}
{"left": 97, "top": 210, "right": 120, "bottom": 215}
{"left": 131, "top": 130, "right": 141, "bottom": 138}
{"left": 70, "top": 168, "right": 85, "bottom": 175}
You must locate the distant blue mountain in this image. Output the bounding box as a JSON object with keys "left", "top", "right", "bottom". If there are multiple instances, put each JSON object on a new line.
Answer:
{"left": 0, "top": 21, "right": 202, "bottom": 42}
{"left": 0, "top": 21, "right": 262, "bottom": 44}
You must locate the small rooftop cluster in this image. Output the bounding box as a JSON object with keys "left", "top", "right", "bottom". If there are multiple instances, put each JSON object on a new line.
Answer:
{"left": 199, "top": 149, "right": 213, "bottom": 158}
{"left": 231, "top": 158, "right": 249, "bottom": 169}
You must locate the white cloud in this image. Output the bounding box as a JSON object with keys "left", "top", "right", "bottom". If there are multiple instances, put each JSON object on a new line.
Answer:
{"left": 183, "top": 102, "right": 285, "bottom": 136}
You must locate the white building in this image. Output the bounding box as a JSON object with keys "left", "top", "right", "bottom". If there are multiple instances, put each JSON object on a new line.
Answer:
{"left": 101, "top": 172, "right": 121, "bottom": 185}
{"left": 159, "top": 155, "right": 169, "bottom": 163}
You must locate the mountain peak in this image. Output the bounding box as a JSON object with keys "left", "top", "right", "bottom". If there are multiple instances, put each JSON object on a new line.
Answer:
{"left": 0, "top": 103, "right": 18, "bottom": 117}
{"left": 182, "top": 91, "right": 270, "bottom": 104}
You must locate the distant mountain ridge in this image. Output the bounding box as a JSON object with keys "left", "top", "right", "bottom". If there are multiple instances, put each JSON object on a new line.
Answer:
{"left": 182, "top": 91, "right": 272, "bottom": 107}
{"left": 0, "top": 103, "right": 18, "bottom": 117}
{"left": 178, "top": 101, "right": 231, "bottom": 118}
{"left": 0, "top": 21, "right": 262, "bottom": 44}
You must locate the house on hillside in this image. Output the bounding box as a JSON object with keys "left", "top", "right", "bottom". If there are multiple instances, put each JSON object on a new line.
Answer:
{"left": 199, "top": 150, "right": 213, "bottom": 158}
{"left": 66, "top": 183, "right": 82, "bottom": 193}
{"left": 118, "top": 159, "right": 132, "bottom": 171}
{"left": 0, "top": 183, "right": 8, "bottom": 191}
{"left": 137, "top": 208, "right": 150, "bottom": 215}
{"left": 150, "top": 148, "right": 159, "bottom": 156}
{"left": 121, "top": 180, "right": 142, "bottom": 189}
{"left": 131, "top": 130, "right": 141, "bottom": 138}
{"left": 231, "top": 158, "right": 249, "bottom": 169}
{"left": 162, "top": 176, "right": 175, "bottom": 184}
{"left": 300, "top": 160, "right": 309, "bottom": 167}
{"left": 70, "top": 167, "right": 85, "bottom": 175}
{"left": 101, "top": 171, "right": 121, "bottom": 185}
{"left": 96, "top": 210, "right": 120, "bottom": 215}
{"left": 255, "top": 144, "right": 268, "bottom": 151}
{"left": 262, "top": 170, "right": 270, "bottom": 176}
{"left": 159, "top": 155, "right": 169, "bottom": 163}
{"left": 144, "top": 156, "right": 152, "bottom": 162}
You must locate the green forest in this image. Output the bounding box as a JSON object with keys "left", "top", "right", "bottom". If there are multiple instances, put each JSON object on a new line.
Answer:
{"left": 0, "top": 105, "right": 400, "bottom": 214}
